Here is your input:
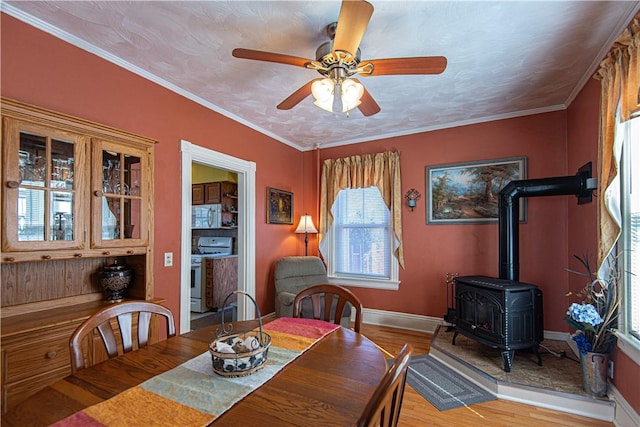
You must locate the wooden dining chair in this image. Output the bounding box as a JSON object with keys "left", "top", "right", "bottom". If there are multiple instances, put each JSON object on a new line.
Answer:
{"left": 292, "top": 283, "right": 363, "bottom": 332}
{"left": 69, "top": 301, "right": 176, "bottom": 373}
{"left": 357, "top": 344, "right": 413, "bottom": 427}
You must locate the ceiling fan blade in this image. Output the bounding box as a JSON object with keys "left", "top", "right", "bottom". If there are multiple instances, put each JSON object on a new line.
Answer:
{"left": 362, "top": 56, "right": 447, "bottom": 76}
{"left": 232, "top": 48, "right": 312, "bottom": 68}
{"left": 352, "top": 79, "right": 380, "bottom": 116}
{"left": 333, "top": 0, "right": 374, "bottom": 59}
{"left": 277, "top": 79, "right": 320, "bottom": 110}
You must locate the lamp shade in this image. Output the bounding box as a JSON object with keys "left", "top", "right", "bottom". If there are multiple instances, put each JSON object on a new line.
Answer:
{"left": 341, "top": 79, "right": 364, "bottom": 111}
{"left": 311, "top": 78, "right": 363, "bottom": 113}
{"left": 295, "top": 214, "right": 318, "bottom": 234}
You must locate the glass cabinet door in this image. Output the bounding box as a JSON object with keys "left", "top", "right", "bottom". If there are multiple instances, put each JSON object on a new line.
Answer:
{"left": 2, "top": 118, "right": 87, "bottom": 251}
{"left": 92, "top": 140, "right": 148, "bottom": 247}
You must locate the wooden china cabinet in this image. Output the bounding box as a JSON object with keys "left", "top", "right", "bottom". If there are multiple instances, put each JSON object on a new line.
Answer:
{"left": 0, "top": 98, "right": 157, "bottom": 412}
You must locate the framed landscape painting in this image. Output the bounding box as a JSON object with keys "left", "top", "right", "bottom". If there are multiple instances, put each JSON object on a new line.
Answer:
{"left": 426, "top": 156, "right": 526, "bottom": 224}
{"left": 267, "top": 187, "right": 293, "bottom": 224}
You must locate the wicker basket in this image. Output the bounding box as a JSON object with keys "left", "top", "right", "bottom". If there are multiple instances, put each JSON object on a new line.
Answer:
{"left": 209, "top": 291, "right": 271, "bottom": 377}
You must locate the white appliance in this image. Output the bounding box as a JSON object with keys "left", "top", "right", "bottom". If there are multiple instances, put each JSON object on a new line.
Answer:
{"left": 190, "top": 236, "right": 233, "bottom": 313}
{"left": 192, "top": 204, "right": 222, "bottom": 229}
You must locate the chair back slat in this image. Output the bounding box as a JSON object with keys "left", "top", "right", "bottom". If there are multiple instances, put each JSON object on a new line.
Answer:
{"left": 116, "top": 312, "right": 134, "bottom": 353}
{"left": 334, "top": 297, "right": 348, "bottom": 323}
{"left": 292, "top": 284, "right": 363, "bottom": 332}
{"left": 96, "top": 321, "right": 120, "bottom": 358}
{"left": 137, "top": 311, "right": 152, "bottom": 346}
{"left": 357, "top": 344, "right": 413, "bottom": 427}
{"left": 70, "top": 301, "right": 175, "bottom": 373}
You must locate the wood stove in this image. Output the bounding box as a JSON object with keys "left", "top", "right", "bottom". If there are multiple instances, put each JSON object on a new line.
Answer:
{"left": 450, "top": 162, "right": 596, "bottom": 372}
{"left": 453, "top": 275, "right": 543, "bottom": 372}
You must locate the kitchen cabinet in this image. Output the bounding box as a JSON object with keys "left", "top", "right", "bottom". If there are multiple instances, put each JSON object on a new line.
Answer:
{"left": 192, "top": 184, "right": 204, "bottom": 205}
{"left": 192, "top": 182, "right": 221, "bottom": 205}
{"left": 204, "top": 182, "right": 221, "bottom": 204}
{"left": 204, "top": 256, "right": 238, "bottom": 310}
{"left": 0, "top": 98, "right": 156, "bottom": 411}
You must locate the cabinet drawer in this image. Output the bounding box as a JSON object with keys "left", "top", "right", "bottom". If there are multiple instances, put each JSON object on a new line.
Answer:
{"left": 3, "top": 366, "right": 69, "bottom": 411}
{"left": 3, "top": 323, "right": 78, "bottom": 384}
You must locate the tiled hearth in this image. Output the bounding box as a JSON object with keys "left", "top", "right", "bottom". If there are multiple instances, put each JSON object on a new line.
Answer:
{"left": 429, "top": 326, "right": 615, "bottom": 422}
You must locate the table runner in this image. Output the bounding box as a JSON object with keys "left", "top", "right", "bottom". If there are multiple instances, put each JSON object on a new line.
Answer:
{"left": 51, "top": 318, "right": 339, "bottom": 427}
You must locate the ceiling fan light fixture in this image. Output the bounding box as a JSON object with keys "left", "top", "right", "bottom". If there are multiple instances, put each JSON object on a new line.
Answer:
{"left": 311, "top": 77, "right": 363, "bottom": 114}
{"left": 342, "top": 79, "right": 364, "bottom": 110}
{"left": 311, "top": 78, "right": 335, "bottom": 112}
{"left": 233, "top": 0, "right": 447, "bottom": 117}
{"left": 311, "top": 78, "right": 334, "bottom": 101}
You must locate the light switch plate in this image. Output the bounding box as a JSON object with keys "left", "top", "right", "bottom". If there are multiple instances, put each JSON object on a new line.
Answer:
{"left": 164, "top": 252, "right": 173, "bottom": 267}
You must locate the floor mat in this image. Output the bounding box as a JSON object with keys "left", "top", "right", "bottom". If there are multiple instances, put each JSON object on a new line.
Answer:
{"left": 407, "top": 354, "right": 496, "bottom": 411}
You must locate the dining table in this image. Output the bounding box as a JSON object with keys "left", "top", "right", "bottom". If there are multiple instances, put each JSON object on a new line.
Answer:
{"left": 1, "top": 317, "right": 389, "bottom": 426}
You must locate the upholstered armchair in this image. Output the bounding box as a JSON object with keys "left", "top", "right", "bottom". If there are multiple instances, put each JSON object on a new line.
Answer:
{"left": 274, "top": 256, "right": 351, "bottom": 328}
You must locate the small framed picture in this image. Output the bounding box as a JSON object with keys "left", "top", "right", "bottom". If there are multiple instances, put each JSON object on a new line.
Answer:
{"left": 267, "top": 187, "right": 293, "bottom": 224}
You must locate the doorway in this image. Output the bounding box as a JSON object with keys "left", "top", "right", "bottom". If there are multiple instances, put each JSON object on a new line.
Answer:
{"left": 180, "top": 140, "right": 256, "bottom": 334}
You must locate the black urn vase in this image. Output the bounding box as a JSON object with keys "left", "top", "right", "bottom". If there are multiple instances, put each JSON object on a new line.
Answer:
{"left": 98, "top": 260, "right": 133, "bottom": 302}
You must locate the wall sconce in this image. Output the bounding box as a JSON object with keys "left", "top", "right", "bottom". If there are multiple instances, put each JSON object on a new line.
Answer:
{"left": 405, "top": 188, "right": 421, "bottom": 211}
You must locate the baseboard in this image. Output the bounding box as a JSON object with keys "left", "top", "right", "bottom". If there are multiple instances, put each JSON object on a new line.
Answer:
{"left": 610, "top": 384, "right": 640, "bottom": 427}
{"left": 360, "top": 308, "right": 573, "bottom": 340}
{"left": 262, "top": 312, "right": 277, "bottom": 321}
{"left": 360, "top": 308, "right": 445, "bottom": 333}
{"left": 545, "top": 330, "right": 570, "bottom": 341}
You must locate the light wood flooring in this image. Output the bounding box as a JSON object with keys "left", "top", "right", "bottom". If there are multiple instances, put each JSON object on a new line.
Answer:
{"left": 359, "top": 324, "right": 613, "bottom": 427}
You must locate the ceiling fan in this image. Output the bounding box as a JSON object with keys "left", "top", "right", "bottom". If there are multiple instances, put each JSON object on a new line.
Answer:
{"left": 232, "top": 0, "right": 447, "bottom": 117}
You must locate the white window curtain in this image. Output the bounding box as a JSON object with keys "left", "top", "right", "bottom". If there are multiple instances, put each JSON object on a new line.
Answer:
{"left": 318, "top": 151, "right": 404, "bottom": 268}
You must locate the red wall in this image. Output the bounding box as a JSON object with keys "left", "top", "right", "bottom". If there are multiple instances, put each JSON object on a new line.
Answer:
{"left": 0, "top": 13, "right": 303, "bottom": 325}
{"left": 319, "top": 112, "right": 571, "bottom": 331}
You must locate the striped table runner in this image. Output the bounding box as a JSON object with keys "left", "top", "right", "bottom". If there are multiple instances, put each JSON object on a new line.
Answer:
{"left": 51, "top": 317, "right": 339, "bottom": 427}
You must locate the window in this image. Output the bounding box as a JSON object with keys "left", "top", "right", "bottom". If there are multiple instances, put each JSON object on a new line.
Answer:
{"left": 325, "top": 187, "right": 399, "bottom": 290}
{"left": 620, "top": 115, "right": 640, "bottom": 355}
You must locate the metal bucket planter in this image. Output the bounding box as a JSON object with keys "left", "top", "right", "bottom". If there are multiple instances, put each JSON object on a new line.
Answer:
{"left": 580, "top": 352, "right": 609, "bottom": 397}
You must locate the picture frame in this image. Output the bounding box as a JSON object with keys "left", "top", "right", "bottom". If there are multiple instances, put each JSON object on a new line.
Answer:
{"left": 426, "top": 156, "right": 527, "bottom": 224}
{"left": 267, "top": 187, "right": 293, "bottom": 224}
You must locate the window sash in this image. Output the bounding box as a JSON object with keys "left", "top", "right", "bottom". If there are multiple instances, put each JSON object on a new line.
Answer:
{"left": 620, "top": 116, "right": 640, "bottom": 350}
{"left": 326, "top": 187, "right": 399, "bottom": 289}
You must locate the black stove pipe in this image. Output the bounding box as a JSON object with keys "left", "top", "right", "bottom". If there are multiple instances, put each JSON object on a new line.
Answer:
{"left": 498, "top": 162, "right": 595, "bottom": 281}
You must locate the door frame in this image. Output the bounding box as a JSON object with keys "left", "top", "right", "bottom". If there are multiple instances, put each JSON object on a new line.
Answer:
{"left": 180, "top": 140, "right": 256, "bottom": 334}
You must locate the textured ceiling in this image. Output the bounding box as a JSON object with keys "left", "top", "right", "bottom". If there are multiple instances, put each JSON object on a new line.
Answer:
{"left": 3, "top": 1, "right": 639, "bottom": 151}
